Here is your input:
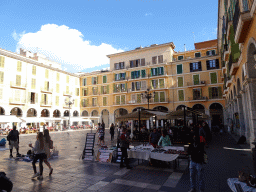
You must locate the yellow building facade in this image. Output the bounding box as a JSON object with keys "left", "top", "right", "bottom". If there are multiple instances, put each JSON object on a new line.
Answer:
{"left": 80, "top": 40, "right": 225, "bottom": 128}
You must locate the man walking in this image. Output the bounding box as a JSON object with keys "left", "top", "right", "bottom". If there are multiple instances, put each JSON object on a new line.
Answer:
{"left": 120, "top": 128, "right": 132, "bottom": 169}
{"left": 7, "top": 126, "right": 20, "bottom": 158}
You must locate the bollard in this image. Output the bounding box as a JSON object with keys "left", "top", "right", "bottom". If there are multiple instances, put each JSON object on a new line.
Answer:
{"left": 252, "top": 141, "right": 256, "bottom": 176}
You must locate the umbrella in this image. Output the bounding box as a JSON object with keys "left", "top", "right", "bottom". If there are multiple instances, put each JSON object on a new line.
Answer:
{"left": 116, "top": 110, "right": 154, "bottom": 122}
{"left": 0, "top": 115, "right": 22, "bottom": 123}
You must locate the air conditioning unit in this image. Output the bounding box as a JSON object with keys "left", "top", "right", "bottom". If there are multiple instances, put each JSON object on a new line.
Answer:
{"left": 201, "top": 81, "right": 206, "bottom": 84}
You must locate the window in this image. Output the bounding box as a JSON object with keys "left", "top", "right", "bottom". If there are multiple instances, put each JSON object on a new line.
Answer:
{"left": 31, "top": 79, "right": 36, "bottom": 89}
{"left": 16, "top": 75, "right": 21, "bottom": 86}
{"left": 30, "top": 92, "right": 36, "bottom": 104}
{"left": 159, "top": 79, "right": 165, "bottom": 88}
{"left": 56, "top": 73, "right": 59, "bottom": 81}
{"left": 178, "top": 90, "right": 184, "bottom": 101}
{"left": 115, "top": 73, "right": 126, "bottom": 81}
{"left": 209, "top": 87, "right": 222, "bottom": 99}
{"left": 190, "top": 62, "right": 202, "bottom": 72}
{"left": 44, "top": 81, "right": 49, "bottom": 91}
{"left": 103, "top": 76, "right": 107, "bottom": 83}
{"left": 158, "top": 55, "right": 163, "bottom": 63}
{"left": 131, "top": 81, "right": 146, "bottom": 91}
{"left": 121, "top": 84, "right": 126, "bottom": 92}
{"left": 141, "top": 70, "right": 146, "bottom": 78}
{"left": 82, "top": 78, "right": 87, "bottom": 86}
{"left": 151, "top": 79, "right": 158, "bottom": 89}
{"left": 103, "top": 97, "right": 107, "bottom": 106}
{"left": 76, "top": 88, "right": 79, "bottom": 96}
{"left": 56, "top": 96, "right": 59, "bottom": 106}
{"left": 92, "top": 87, "right": 98, "bottom": 95}
{"left": 92, "top": 77, "right": 97, "bottom": 84}
{"left": 101, "top": 85, "right": 109, "bottom": 94}
{"left": 56, "top": 84, "right": 59, "bottom": 93}
{"left": 193, "top": 74, "right": 200, "bottom": 85}
{"left": 66, "top": 76, "right": 69, "bottom": 84}
{"left": 45, "top": 69, "right": 49, "bottom": 79}
{"left": 115, "top": 95, "right": 125, "bottom": 105}
{"left": 177, "top": 77, "right": 183, "bottom": 87}
{"left": 195, "top": 52, "right": 201, "bottom": 58}
{"left": 32, "top": 66, "right": 36, "bottom": 75}
{"left": 0, "top": 56, "right": 5, "bottom": 68}
{"left": 115, "top": 62, "right": 125, "bottom": 70}
{"left": 193, "top": 88, "right": 202, "bottom": 100}
{"left": 151, "top": 67, "right": 164, "bottom": 76}
{"left": 177, "top": 64, "right": 183, "bottom": 74}
{"left": 92, "top": 98, "right": 97, "bottom": 106}
{"left": 152, "top": 56, "right": 157, "bottom": 64}
{"left": 210, "top": 72, "right": 217, "bottom": 84}
{"left": 141, "top": 58, "right": 145, "bottom": 66}
{"left": 178, "top": 56, "right": 184, "bottom": 60}
{"left": 154, "top": 92, "right": 165, "bottom": 102}
{"left": 206, "top": 50, "right": 216, "bottom": 56}
{"left": 66, "top": 86, "right": 69, "bottom": 94}
{"left": 0, "top": 71, "right": 4, "bottom": 84}
{"left": 207, "top": 59, "right": 219, "bottom": 70}
{"left": 17, "top": 61, "right": 22, "bottom": 72}
{"left": 82, "top": 88, "right": 88, "bottom": 96}
{"left": 115, "top": 95, "right": 120, "bottom": 105}
{"left": 81, "top": 99, "right": 88, "bottom": 107}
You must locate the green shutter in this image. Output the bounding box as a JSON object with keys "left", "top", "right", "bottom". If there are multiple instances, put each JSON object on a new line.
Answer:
{"left": 151, "top": 69, "right": 153, "bottom": 77}
{"left": 210, "top": 73, "right": 217, "bottom": 84}
{"left": 218, "top": 86, "right": 222, "bottom": 98}
{"left": 177, "top": 64, "right": 182, "bottom": 74}
{"left": 91, "top": 77, "right": 94, "bottom": 84}
{"left": 101, "top": 86, "right": 103, "bottom": 94}
{"left": 115, "top": 74, "right": 117, "bottom": 81}
{"left": 137, "top": 94, "right": 141, "bottom": 103}
{"left": 131, "top": 71, "right": 135, "bottom": 79}
{"left": 154, "top": 92, "right": 159, "bottom": 102}
{"left": 151, "top": 80, "right": 154, "bottom": 89}
{"left": 103, "top": 97, "right": 107, "bottom": 106}
{"left": 160, "top": 92, "right": 165, "bottom": 102}
{"left": 85, "top": 88, "right": 88, "bottom": 96}
{"left": 208, "top": 87, "right": 212, "bottom": 99}
{"left": 113, "top": 84, "right": 116, "bottom": 93}
{"left": 121, "top": 95, "right": 125, "bottom": 104}
{"left": 116, "top": 96, "right": 120, "bottom": 105}
{"left": 106, "top": 85, "right": 109, "bottom": 94}
{"left": 141, "top": 70, "right": 146, "bottom": 78}
{"left": 178, "top": 90, "right": 184, "bottom": 101}
{"left": 125, "top": 83, "right": 127, "bottom": 91}
{"left": 159, "top": 79, "right": 164, "bottom": 88}
{"left": 103, "top": 76, "right": 107, "bottom": 83}
{"left": 155, "top": 80, "right": 158, "bottom": 89}
{"left": 178, "top": 77, "right": 183, "bottom": 87}
{"left": 193, "top": 75, "right": 199, "bottom": 85}
{"left": 160, "top": 67, "right": 164, "bottom": 75}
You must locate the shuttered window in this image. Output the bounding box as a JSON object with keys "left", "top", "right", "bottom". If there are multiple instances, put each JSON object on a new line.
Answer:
{"left": 178, "top": 56, "right": 184, "bottom": 60}
{"left": 56, "top": 84, "right": 59, "bottom": 93}
{"left": 0, "top": 71, "right": 4, "bottom": 84}
{"left": 66, "top": 76, "right": 69, "bottom": 83}
{"left": 195, "top": 52, "right": 201, "bottom": 58}
{"left": 154, "top": 92, "right": 159, "bottom": 102}
{"left": 45, "top": 69, "right": 49, "bottom": 79}
{"left": 177, "top": 64, "right": 183, "bottom": 74}
{"left": 31, "top": 79, "right": 36, "bottom": 89}
{"left": 159, "top": 79, "right": 165, "bottom": 88}
{"left": 137, "top": 94, "right": 141, "bottom": 103}
{"left": 178, "top": 90, "right": 184, "bottom": 101}
{"left": 103, "top": 76, "right": 107, "bottom": 83}
{"left": 32, "top": 65, "right": 36, "bottom": 75}
{"left": 193, "top": 74, "right": 199, "bottom": 85}
{"left": 16, "top": 75, "right": 21, "bottom": 86}
{"left": 121, "top": 95, "right": 125, "bottom": 104}
{"left": 76, "top": 88, "right": 79, "bottom": 96}
{"left": 66, "top": 86, "right": 69, "bottom": 94}
{"left": 0, "top": 56, "right": 5, "bottom": 68}
{"left": 152, "top": 56, "right": 157, "bottom": 64}
{"left": 158, "top": 55, "right": 163, "bottom": 63}
{"left": 116, "top": 96, "right": 120, "bottom": 105}
{"left": 160, "top": 92, "right": 165, "bottom": 102}
{"left": 56, "top": 96, "right": 59, "bottom": 106}
{"left": 103, "top": 97, "right": 107, "bottom": 106}
{"left": 210, "top": 72, "right": 217, "bottom": 84}
{"left": 56, "top": 73, "right": 59, "bottom": 81}
{"left": 141, "top": 58, "right": 145, "bottom": 66}
{"left": 178, "top": 77, "right": 183, "bottom": 87}
{"left": 141, "top": 70, "right": 146, "bottom": 78}
{"left": 17, "top": 61, "right": 22, "bottom": 72}
{"left": 83, "top": 78, "right": 87, "bottom": 86}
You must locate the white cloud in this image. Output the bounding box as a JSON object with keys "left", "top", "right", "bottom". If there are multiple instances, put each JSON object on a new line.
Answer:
{"left": 13, "top": 24, "right": 123, "bottom": 71}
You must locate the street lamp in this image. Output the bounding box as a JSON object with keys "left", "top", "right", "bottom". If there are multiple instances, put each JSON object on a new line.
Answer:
{"left": 141, "top": 89, "right": 155, "bottom": 109}
{"left": 64, "top": 96, "right": 74, "bottom": 130}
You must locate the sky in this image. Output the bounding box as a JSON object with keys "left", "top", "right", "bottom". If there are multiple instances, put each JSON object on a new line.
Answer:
{"left": 0, "top": 0, "right": 218, "bottom": 73}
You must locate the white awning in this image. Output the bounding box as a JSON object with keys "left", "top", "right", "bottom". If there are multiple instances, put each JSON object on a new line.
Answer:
{"left": 20, "top": 117, "right": 46, "bottom": 123}
{"left": 0, "top": 115, "right": 22, "bottom": 123}
{"left": 62, "top": 117, "right": 92, "bottom": 122}
{"left": 44, "top": 118, "right": 62, "bottom": 122}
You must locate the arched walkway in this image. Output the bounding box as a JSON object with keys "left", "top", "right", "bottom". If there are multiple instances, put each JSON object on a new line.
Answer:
{"left": 53, "top": 109, "right": 61, "bottom": 118}
{"left": 0, "top": 107, "right": 5, "bottom": 115}
{"left": 63, "top": 110, "right": 69, "bottom": 117}
{"left": 209, "top": 103, "right": 223, "bottom": 127}
{"left": 81, "top": 110, "right": 89, "bottom": 117}
{"left": 91, "top": 110, "right": 99, "bottom": 125}
{"left": 153, "top": 106, "right": 168, "bottom": 112}
{"left": 27, "top": 108, "right": 37, "bottom": 117}
{"left": 41, "top": 109, "right": 49, "bottom": 117}
{"left": 73, "top": 110, "right": 79, "bottom": 117}
{"left": 101, "top": 109, "right": 109, "bottom": 127}
{"left": 192, "top": 104, "right": 205, "bottom": 114}
{"left": 10, "top": 107, "right": 22, "bottom": 117}
{"left": 176, "top": 105, "right": 186, "bottom": 111}
{"left": 114, "top": 108, "right": 128, "bottom": 122}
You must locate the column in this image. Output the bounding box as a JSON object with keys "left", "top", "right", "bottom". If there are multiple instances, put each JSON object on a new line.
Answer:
{"left": 247, "top": 79, "right": 256, "bottom": 146}
{"left": 236, "top": 94, "right": 245, "bottom": 136}
{"left": 205, "top": 109, "right": 211, "bottom": 130}
{"left": 130, "top": 120, "right": 134, "bottom": 139}
{"left": 146, "top": 120, "right": 149, "bottom": 129}
{"left": 161, "top": 120, "right": 163, "bottom": 127}
{"left": 156, "top": 120, "right": 159, "bottom": 128}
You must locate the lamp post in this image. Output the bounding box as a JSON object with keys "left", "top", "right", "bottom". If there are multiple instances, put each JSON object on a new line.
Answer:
{"left": 65, "top": 96, "right": 74, "bottom": 130}
{"left": 141, "top": 89, "right": 155, "bottom": 109}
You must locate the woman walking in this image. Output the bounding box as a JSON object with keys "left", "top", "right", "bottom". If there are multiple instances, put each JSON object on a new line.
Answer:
{"left": 43, "top": 129, "right": 53, "bottom": 176}
{"left": 110, "top": 123, "right": 115, "bottom": 141}
{"left": 29, "top": 132, "right": 46, "bottom": 180}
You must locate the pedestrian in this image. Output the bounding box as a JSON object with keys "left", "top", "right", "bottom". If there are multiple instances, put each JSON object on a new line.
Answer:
{"left": 110, "top": 123, "right": 115, "bottom": 141}
{"left": 29, "top": 132, "right": 47, "bottom": 180}
{"left": 202, "top": 122, "right": 211, "bottom": 147}
{"left": 43, "top": 129, "right": 53, "bottom": 176}
{"left": 120, "top": 128, "right": 132, "bottom": 169}
{"left": 198, "top": 124, "right": 206, "bottom": 145}
{"left": 149, "top": 128, "right": 159, "bottom": 148}
{"left": 7, "top": 126, "right": 20, "bottom": 158}
{"left": 157, "top": 129, "right": 172, "bottom": 147}
{"left": 98, "top": 123, "right": 105, "bottom": 145}
{"left": 188, "top": 134, "right": 205, "bottom": 192}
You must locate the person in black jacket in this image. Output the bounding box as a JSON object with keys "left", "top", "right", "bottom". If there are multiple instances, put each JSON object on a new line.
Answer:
{"left": 7, "top": 126, "right": 20, "bottom": 158}
{"left": 188, "top": 134, "right": 205, "bottom": 192}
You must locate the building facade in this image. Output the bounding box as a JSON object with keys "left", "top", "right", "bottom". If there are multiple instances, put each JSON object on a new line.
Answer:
{"left": 0, "top": 48, "right": 81, "bottom": 129}
{"left": 80, "top": 40, "right": 225, "bottom": 128}
{"left": 218, "top": 0, "right": 256, "bottom": 147}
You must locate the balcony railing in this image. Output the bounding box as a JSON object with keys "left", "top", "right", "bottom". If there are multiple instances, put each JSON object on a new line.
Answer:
{"left": 115, "top": 77, "right": 128, "bottom": 82}
{"left": 63, "top": 91, "right": 72, "bottom": 96}
{"left": 211, "top": 95, "right": 223, "bottom": 99}
{"left": 113, "top": 101, "right": 126, "bottom": 106}
{"left": 188, "top": 96, "right": 208, "bottom": 102}
{"left": 40, "top": 101, "right": 52, "bottom": 106}
{"left": 10, "top": 81, "right": 26, "bottom": 89}
{"left": 41, "top": 87, "right": 53, "bottom": 93}
{"left": 9, "top": 98, "right": 26, "bottom": 104}
{"left": 128, "top": 98, "right": 170, "bottom": 105}
{"left": 187, "top": 81, "right": 207, "bottom": 87}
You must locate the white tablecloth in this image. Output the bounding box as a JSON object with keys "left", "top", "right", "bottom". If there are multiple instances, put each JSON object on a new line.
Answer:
{"left": 128, "top": 150, "right": 151, "bottom": 161}
{"left": 227, "top": 178, "right": 256, "bottom": 192}
{"left": 150, "top": 153, "right": 179, "bottom": 162}
{"left": 163, "top": 146, "right": 184, "bottom": 151}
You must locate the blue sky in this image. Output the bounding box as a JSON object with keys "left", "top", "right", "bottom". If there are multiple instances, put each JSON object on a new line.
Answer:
{"left": 0, "top": 0, "right": 218, "bottom": 73}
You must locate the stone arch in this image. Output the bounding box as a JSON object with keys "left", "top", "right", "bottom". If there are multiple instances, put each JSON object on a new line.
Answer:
{"left": 101, "top": 109, "right": 109, "bottom": 127}
{"left": 114, "top": 108, "right": 128, "bottom": 122}
{"left": 63, "top": 110, "right": 69, "bottom": 117}
{"left": 0, "top": 106, "right": 5, "bottom": 115}
{"left": 53, "top": 109, "right": 61, "bottom": 117}
{"left": 176, "top": 105, "right": 186, "bottom": 111}
{"left": 91, "top": 110, "right": 99, "bottom": 125}
{"left": 192, "top": 104, "right": 205, "bottom": 114}
{"left": 41, "top": 109, "right": 49, "bottom": 117}
{"left": 153, "top": 106, "right": 169, "bottom": 112}
{"left": 27, "top": 108, "right": 37, "bottom": 117}
{"left": 132, "top": 107, "right": 146, "bottom": 112}
{"left": 73, "top": 110, "right": 79, "bottom": 117}
{"left": 91, "top": 110, "right": 99, "bottom": 116}
{"left": 247, "top": 37, "right": 256, "bottom": 78}
{"left": 10, "top": 107, "right": 23, "bottom": 117}
{"left": 209, "top": 103, "right": 223, "bottom": 126}
{"left": 81, "top": 110, "right": 89, "bottom": 117}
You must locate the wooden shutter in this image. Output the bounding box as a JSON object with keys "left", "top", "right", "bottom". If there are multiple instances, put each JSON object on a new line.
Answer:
{"left": 216, "top": 59, "right": 219, "bottom": 69}
{"left": 160, "top": 92, "right": 165, "bottom": 102}
{"left": 0, "top": 56, "right": 5, "bottom": 68}
{"left": 177, "top": 64, "right": 182, "bottom": 74}
{"left": 210, "top": 73, "right": 217, "bottom": 84}
{"left": 103, "top": 97, "right": 107, "bottom": 106}
{"left": 190, "top": 63, "right": 193, "bottom": 72}
{"left": 66, "top": 76, "right": 69, "bottom": 83}
{"left": 198, "top": 62, "right": 202, "bottom": 71}
{"left": 137, "top": 71, "right": 140, "bottom": 78}
{"left": 178, "top": 90, "right": 184, "bottom": 101}
{"left": 206, "top": 51, "right": 210, "bottom": 56}
{"left": 132, "top": 82, "right": 135, "bottom": 91}
{"left": 193, "top": 75, "right": 199, "bottom": 85}
{"left": 141, "top": 58, "right": 145, "bottom": 66}
{"left": 141, "top": 70, "right": 146, "bottom": 78}
{"left": 154, "top": 92, "right": 159, "bottom": 102}
{"left": 103, "top": 76, "right": 107, "bottom": 83}
{"left": 121, "top": 95, "right": 125, "bottom": 104}
{"left": 208, "top": 87, "right": 212, "bottom": 99}
{"left": 212, "top": 50, "right": 216, "bottom": 55}
{"left": 125, "top": 83, "right": 127, "bottom": 91}
{"left": 76, "top": 88, "right": 79, "bottom": 96}
{"left": 218, "top": 86, "right": 222, "bottom": 98}
{"left": 101, "top": 86, "right": 103, "bottom": 94}
{"left": 150, "top": 68, "right": 153, "bottom": 77}
{"left": 0, "top": 71, "right": 4, "bottom": 84}
{"left": 66, "top": 86, "right": 69, "bottom": 94}
{"left": 56, "top": 73, "right": 59, "bottom": 81}
{"left": 92, "top": 77, "right": 94, "bottom": 84}
{"left": 116, "top": 96, "right": 120, "bottom": 105}
{"left": 56, "top": 84, "right": 59, "bottom": 93}
{"left": 141, "top": 81, "right": 146, "bottom": 90}
{"left": 17, "top": 61, "right": 22, "bottom": 72}
{"left": 83, "top": 78, "right": 86, "bottom": 86}
{"left": 159, "top": 79, "right": 164, "bottom": 88}
{"left": 131, "top": 71, "right": 135, "bottom": 79}
{"left": 16, "top": 75, "right": 21, "bottom": 86}
{"left": 113, "top": 84, "right": 116, "bottom": 93}
{"left": 106, "top": 85, "right": 109, "bottom": 94}
{"left": 155, "top": 80, "right": 158, "bottom": 89}
{"left": 45, "top": 69, "right": 49, "bottom": 78}
{"left": 137, "top": 94, "right": 141, "bottom": 103}
{"left": 178, "top": 77, "right": 183, "bottom": 87}
{"left": 151, "top": 80, "right": 154, "bottom": 89}
{"left": 206, "top": 60, "right": 210, "bottom": 70}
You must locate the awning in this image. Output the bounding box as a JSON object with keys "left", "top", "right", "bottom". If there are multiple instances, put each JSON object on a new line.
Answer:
{"left": 61, "top": 117, "right": 92, "bottom": 121}
{"left": 0, "top": 115, "right": 22, "bottom": 123}
{"left": 44, "top": 118, "right": 62, "bottom": 122}
{"left": 145, "top": 110, "right": 168, "bottom": 119}
{"left": 20, "top": 117, "right": 46, "bottom": 123}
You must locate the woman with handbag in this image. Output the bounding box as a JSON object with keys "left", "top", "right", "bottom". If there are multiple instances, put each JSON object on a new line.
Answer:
{"left": 43, "top": 129, "right": 53, "bottom": 176}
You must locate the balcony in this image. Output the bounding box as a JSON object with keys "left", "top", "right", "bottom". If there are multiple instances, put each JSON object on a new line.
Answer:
{"left": 222, "top": 66, "right": 227, "bottom": 74}
{"left": 188, "top": 96, "right": 208, "bottom": 102}
{"left": 226, "top": 78, "right": 232, "bottom": 88}
{"left": 234, "top": 0, "right": 255, "bottom": 43}
{"left": 151, "top": 85, "right": 169, "bottom": 90}
{"left": 223, "top": 44, "right": 230, "bottom": 61}
{"left": 63, "top": 91, "right": 72, "bottom": 96}
{"left": 187, "top": 81, "right": 207, "bottom": 88}
{"left": 211, "top": 95, "right": 223, "bottom": 100}
{"left": 149, "top": 72, "right": 168, "bottom": 78}
{"left": 113, "top": 101, "right": 126, "bottom": 106}
{"left": 41, "top": 87, "right": 53, "bottom": 93}
{"left": 127, "top": 98, "right": 170, "bottom": 105}
{"left": 230, "top": 62, "right": 239, "bottom": 75}
{"left": 10, "top": 81, "right": 26, "bottom": 89}
{"left": 40, "top": 101, "right": 52, "bottom": 107}
{"left": 9, "top": 98, "right": 26, "bottom": 105}
{"left": 114, "top": 77, "right": 128, "bottom": 82}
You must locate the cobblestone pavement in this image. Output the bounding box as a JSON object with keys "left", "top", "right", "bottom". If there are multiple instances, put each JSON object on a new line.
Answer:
{"left": 0, "top": 130, "right": 253, "bottom": 192}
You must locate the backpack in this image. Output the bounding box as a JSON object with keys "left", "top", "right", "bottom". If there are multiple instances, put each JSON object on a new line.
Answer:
{"left": 0, "top": 172, "right": 13, "bottom": 192}
{"left": 49, "top": 139, "right": 53, "bottom": 149}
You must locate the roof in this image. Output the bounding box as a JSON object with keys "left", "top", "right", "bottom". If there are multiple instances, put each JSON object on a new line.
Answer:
{"left": 194, "top": 39, "right": 218, "bottom": 49}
